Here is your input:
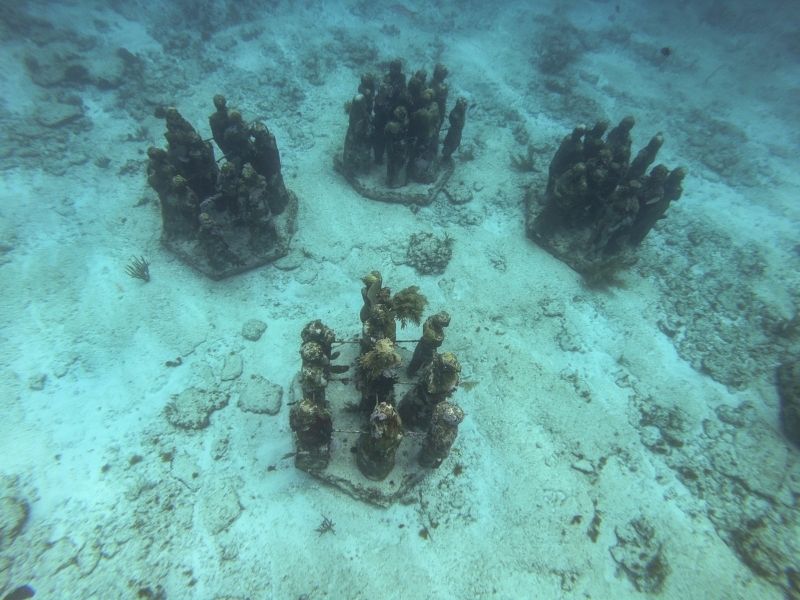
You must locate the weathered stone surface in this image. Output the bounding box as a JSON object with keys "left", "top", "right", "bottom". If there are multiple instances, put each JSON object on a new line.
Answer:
{"left": 200, "top": 480, "right": 243, "bottom": 534}
{"left": 777, "top": 360, "right": 800, "bottom": 446}
{"left": 0, "top": 495, "right": 29, "bottom": 550}
{"left": 241, "top": 319, "right": 267, "bottom": 341}
{"left": 43, "top": 536, "right": 80, "bottom": 575}
{"left": 273, "top": 250, "right": 304, "bottom": 271}
{"left": 28, "top": 373, "right": 46, "bottom": 391}
{"left": 164, "top": 387, "right": 229, "bottom": 430}
{"left": 170, "top": 452, "right": 202, "bottom": 492}
{"left": 610, "top": 517, "right": 669, "bottom": 593}
{"left": 212, "top": 435, "right": 230, "bottom": 460}
{"left": 220, "top": 353, "right": 243, "bottom": 381}
{"left": 237, "top": 375, "right": 282, "bottom": 415}
{"left": 643, "top": 219, "right": 787, "bottom": 390}
{"left": 34, "top": 100, "right": 84, "bottom": 128}
{"left": 25, "top": 46, "right": 127, "bottom": 89}
{"left": 633, "top": 394, "right": 800, "bottom": 598}
{"left": 405, "top": 231, "right": 453, "bottom": 275}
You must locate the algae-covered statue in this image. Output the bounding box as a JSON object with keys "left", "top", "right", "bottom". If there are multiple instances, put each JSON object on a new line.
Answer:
{"left": 356, "top": 271, "right": 427, "bottom": 409}
{"left": 146, "top": 96, "right": 298, "bottom": 279}
{"left": 419, "top": 401, "right": 465, "bottom": 468}
{"left": 356, "top": 401, "right": 404, "bottom": 480}
{"left": 399, "top": 351, "right": 461, "bottom": 430}
{"left": 335, "top": 59, "right": 468, "bottom": 206}
{"left": 407, "top": 310, "right": 451, "bottom": 376}
{"left": 299, "top": 319, "right": 344, "bottom": 405}
{"left": 525, "top": 116, "right": 686, "bottom": 280}
{"left": 289, "top": 398, "right": 333, "bottom": 472}
{"left": 290, "top": 320, "right": 345, "bottom": 472}
{"left": 356, "top": 337, "right": 403, "bottom": 411}
{"left": 358, "top": 270, "right": 428, "bottom": 352}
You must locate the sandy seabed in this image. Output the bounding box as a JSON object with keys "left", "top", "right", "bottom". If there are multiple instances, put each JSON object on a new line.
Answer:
{"left": 1, "top": 1, "right": 799, "bottom": 599}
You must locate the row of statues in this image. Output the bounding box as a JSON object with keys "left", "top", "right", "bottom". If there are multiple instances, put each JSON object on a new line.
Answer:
{"left": 289, "top": 272, "right": 465, "bottom": 481}
{"left": 144, "top": 66, "right": 685, "bottom": 283}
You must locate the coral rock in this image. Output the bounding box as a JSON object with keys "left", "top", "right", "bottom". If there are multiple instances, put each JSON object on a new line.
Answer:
{"left": 777, "top": 360, "right": 800, "bottom": 446}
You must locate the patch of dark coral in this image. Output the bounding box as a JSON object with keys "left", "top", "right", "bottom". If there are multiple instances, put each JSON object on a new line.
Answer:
{"left": 776, "top": 359, "right": 800, "bottom": 447}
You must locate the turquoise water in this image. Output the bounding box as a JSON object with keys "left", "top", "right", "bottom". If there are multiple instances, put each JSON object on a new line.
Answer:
{"left": 1, "top": 1, "right": 798, "bottom": 599}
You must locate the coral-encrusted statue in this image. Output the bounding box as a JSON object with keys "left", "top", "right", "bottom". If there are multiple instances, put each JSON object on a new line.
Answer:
{"left": 146, "top": 96, "right": 298, "bottom": 279}
{"left": 357, "top": 337, "right": 402, "bottom": 410}
{"left": 359, "top": 271, "right": 427, "bottom": 352}
{"left": 336, "top": 59, "right": 468, "bottom": 205}
{"left": 442, "top": 98, "right": 467, "bottom": 161}
{"left": 525, "top": 116, "right": 686, "bottom": 280}
{"left": 359, "top": 271, "right": 397, "bottom": 351}
{"left": 357, "top": 271, "right": 427, "bottom": 410}
{"left": 299, "top": 320, "right": 341, "bottom": 405}
{"left": 407, "top": 311, "right": 451, "bottom": 376}
{"left": 301, "top": 319, "right": 337, "bottom": 357}
{"left": 356, "top": 401, "right": 404, "bottom": 481}
{"left": 300, "top": 341, "right": 331, "bottom": 405}
{"left": 399, "top": 351, "right": 461, "bottom": 430}
{"left": 419, "top": 401, "right": 465, "bottom": 468}
{"left": 291, "top": 321, "right": 342, "bottom": 472}
{"left": 289, "top": 398, "right": 333, "bottom": 472}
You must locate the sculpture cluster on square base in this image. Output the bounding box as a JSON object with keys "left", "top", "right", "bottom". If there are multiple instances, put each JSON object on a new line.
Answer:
{"left": 289, "top": 272, "right": 465, "bottom": 506}
{"left": 525, "top": 116, "right": 685, "bottom": 279}
{"left": 335, "top": 59, "right": 467, "bottom": 206}
{"left": 147, "top": 95, "right": 298, "bottom": 279}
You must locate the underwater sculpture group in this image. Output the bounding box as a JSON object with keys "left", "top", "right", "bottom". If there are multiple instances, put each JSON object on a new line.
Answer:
{"left": 140, "top": 58, "right": 699, "bottom": 497}
{"left": 526, "top": 116, "right": 686, "bottom": 277}
{"left": 288, "top": 272, "right": 465, "bottom": 504}
{"left": 147, "top": 95, "right": 298, "bottom": 279}
{"left": 335, "top": 59, "right": 468, "bottom": 205}
{"left": 145, "top": 73, "right": 684, "bottom": 282}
